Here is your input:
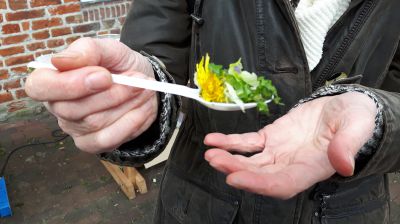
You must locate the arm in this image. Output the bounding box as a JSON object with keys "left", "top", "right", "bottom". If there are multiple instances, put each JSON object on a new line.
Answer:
{"left": 355, "top": 41, "right": 400, "bottom": 176}
{"left": 202, "top": 42, "right": 400, "bottom": 198}
{"left": 100, "top": 0, "right": 192, "bottom": 166}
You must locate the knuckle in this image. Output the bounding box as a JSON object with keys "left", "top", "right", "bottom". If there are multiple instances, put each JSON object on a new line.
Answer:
{"left": 51, "top": 103, "right": 80, "bottom": 121}
{"left": 57, "top": 119, "right": 68, "bottom": 132}
{"left": 74, "top": 138, "right": 92, "bottom": 154}
{"left": 108, "top": 86, "right": 129, "bottom": 105}
{"left": 82, "top": 114, "right": 104, "bottom": 132}
{"left": 94, "top": 132, "right": 118, "bottom": 152}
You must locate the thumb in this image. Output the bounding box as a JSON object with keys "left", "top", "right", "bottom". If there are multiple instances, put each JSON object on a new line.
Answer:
{"left": 51, "top": 37, "right": 132, "bottom": 72}
{"left": 327, "top": 130, "right": 356, "bottom": 177}
{"left": 327, "top": 115, "right": 375, "bottom": 177}
{"left": 51, "top": 37, "right": 98, "bottom": 71}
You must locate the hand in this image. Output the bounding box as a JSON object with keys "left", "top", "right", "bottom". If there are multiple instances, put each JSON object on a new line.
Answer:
{"left": 25, "top": 37, "right": 158, "bottom": 153}
{"left": 204, "top": 92, "right": 377, "bottom": 199}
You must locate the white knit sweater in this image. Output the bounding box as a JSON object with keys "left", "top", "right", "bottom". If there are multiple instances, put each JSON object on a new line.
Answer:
{"left": 295, "top": 0, "right": 351, "bottom": 71}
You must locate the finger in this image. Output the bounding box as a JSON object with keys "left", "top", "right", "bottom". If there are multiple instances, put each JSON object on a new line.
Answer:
{"left": 57, "top": 90, "right": 156, "bottom": 135}
{"left": 73, "top": 95, "right": 158, "bottom": 153}
{"left": 204, "top": 132, "right": 266, "bottom": 153}
{"left": 226, "top": 164, "right": 331, "bottom": 199}
{"left": 51, "top": 37, "right": 136, "bottom": 73}
{"left": 205, "top": 148, "right": 273, "bottom": 167}
{"left": 205, "top": 149, "right": 257, "bottom": 174}
{"left": 25, "top": 67, "right": 112, "bottom": 101}
{"left": 48, "top": 72, "right": 153, "bottom": 120}
{"left": 327, "top": 109, "right": 375, "bottom": 177}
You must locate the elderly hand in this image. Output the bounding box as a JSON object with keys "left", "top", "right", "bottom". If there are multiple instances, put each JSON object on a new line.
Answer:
{"left": 25, "top": 37, "right": 158, "bottom": 153}
{"left": 204, "top": 92, "right": 377, "bottom": 199}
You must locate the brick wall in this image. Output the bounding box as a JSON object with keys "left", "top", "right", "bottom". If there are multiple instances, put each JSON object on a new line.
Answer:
{"left": 0, "top": 0, "right": 131, "bottom": 121}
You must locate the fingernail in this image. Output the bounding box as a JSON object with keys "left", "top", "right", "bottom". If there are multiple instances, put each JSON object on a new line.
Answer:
{"left": 85, "top": 71, "right": 111, "bottom": 91}
{"left": 228, "top": 177, "right": 241, "bottom": 186}
{"left": 204, "top": 151, "right": 214, "bottom": 161}
{"left": 53, "top": 51, "right": 82, "bottom": 59}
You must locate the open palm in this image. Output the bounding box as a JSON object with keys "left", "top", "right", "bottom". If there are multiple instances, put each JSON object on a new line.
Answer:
{"left": 204, "top": 92, "right": 377, "bottom": 199}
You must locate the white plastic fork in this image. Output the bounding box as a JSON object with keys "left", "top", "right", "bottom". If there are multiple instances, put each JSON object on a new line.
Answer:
{"left": 27, "top": 59, "right": 270, "bottom": 111}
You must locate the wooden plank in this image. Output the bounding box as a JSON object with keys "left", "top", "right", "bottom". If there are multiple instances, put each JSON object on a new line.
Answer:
{"left": 135, "top": 172, "right": 148, "bottom": 194}
{"left": 101, "top": 161, "right": 136, "bottom": 199}
{"left": 123, "top": 167, "right": 138, "bottom": 185}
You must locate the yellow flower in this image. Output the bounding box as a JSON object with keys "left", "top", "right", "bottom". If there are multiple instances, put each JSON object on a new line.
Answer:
{"left": 196, "top": 54, "right": 227, "bottom": 102}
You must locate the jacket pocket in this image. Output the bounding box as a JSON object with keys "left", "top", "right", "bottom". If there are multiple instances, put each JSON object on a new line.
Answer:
{"left": 159, "top": 169, "right": 239, "bottom": 224}
{"left": 317, "top": 191, "right": 390, "bottom": 224}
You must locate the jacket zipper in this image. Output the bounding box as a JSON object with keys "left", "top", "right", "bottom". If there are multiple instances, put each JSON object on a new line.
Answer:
{"left": 312, "top": 0, "right": 377, "bottom": 90}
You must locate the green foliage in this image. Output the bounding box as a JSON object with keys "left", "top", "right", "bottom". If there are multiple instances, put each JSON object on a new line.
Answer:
{"left": 206, "top": 58, "right": 281, "bottom": 113}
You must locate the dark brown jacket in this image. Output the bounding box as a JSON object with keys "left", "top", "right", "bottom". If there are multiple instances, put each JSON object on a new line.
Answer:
{"left": 106, "top": 0, "right": 400, "bottom": 223}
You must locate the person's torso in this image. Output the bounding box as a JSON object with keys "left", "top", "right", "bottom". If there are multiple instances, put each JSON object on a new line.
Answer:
{"left": 163, "top": 0, "right": 399, "bottom": 223}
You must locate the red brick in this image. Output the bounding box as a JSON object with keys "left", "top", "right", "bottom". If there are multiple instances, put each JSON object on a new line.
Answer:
{"left": 16, "top": 89, "right": 28, "bottom": 99}
{"left": 35, "top": 50, "right": 54, "bottom": 57}
{"left": 48, "top": 4, "right": 80, "bottom": 15}
{"left": 121, "top": 4, "right": 126, "bottom": 15}
{"left": 32, "top": 30, "right": 50, "bottom": 40}
{"left": 51, "top": 27, "right": 71, "bottom": 37}
{"left": 47, "top": 39, "right": 65, "bottom": 48}
{"left": 0, "top": 0, "right": 6, "bottom": 9}
{"left": 119, "top": 17, "right": 126, "bottom": 25}
{"left": 116, "top": 5, "right": 121, "bottom": 16}
{"left": 66, "top": 14, "right": 83, "bottom": 24}
{"left": 31, "top": 0, "right": 61, "bottom": 7}
{"left": 0, "top": 92, "right": 13, "bottom": 104}
{"left": 7, "top": 101, "right": 27, "bottom": 113}
{"left": 0, "top": 46, "right": 25, "bottom": 57}
{"left": 32, "top": 17, "right": 63, "bottom": 30}
{"left": 94, "top": 9, "right": 100, "bottom": 21}
{"left": 0, "top": 69, "right": 9, "bottom": 80}
{"left": 97, "top": 31, "right": 109, "bottom": 36}
{"left": 0, "top": 14, "right": 3, "bottom": 23}
{"left": 2, "top": 24, "right": 21, "bottom": 34}
{"left": 6, "top": 9, "right": 45, "bottom": 21}
{"left": 0, "top": 61, "right": 3, "bottom": 67}
{"left": 111, "top": 7, "right": 116, "bottom": 17}
{"left": 21, "top": 21, "right": 30, "bottom": 31}
{"left": 11, "top": 66, "right": 28, "bottom": 74}
{"left": 5, "top": 55, "right": 34, "bottom": 66}
{"left": 89, "top": 10, "right": 94, "bottom": 21}
{"left": 110, "top": 28, "right": 121, "bottom": 34}
{"left": 66, "top": 36, "right": 81, "bottom": 45}
{"left": 9, "top": 0, "right": 27, "bottom": 10}
{"left": 27, "top": 42, "right": 45, "bottom": 51}
{"left": 4, "top": 79, "right": 21, "bottom": 90}
{"left": 73, "top": 22, "right": 100, "bottom": 33}
{"left": 2, "top": 34, "right": 29, "bottom": 45}
{"left": 100, "top": 8, "right": 105, "bottom": 19}
{"left": 83, "top": 11, "right": 88, "bottom": 21}
{"left": 106, "top": 8, "right": 111, "bottom": 18}
{"left": 64, "top": 0, "right": 79, "bottom": 2}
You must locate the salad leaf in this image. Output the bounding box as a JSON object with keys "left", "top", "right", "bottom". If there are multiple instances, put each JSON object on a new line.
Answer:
{"left": 195, "top": 54, "right": 281, "bottom": 113}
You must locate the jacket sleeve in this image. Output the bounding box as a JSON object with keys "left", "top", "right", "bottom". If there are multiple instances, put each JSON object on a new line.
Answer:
{"left": 120, "top": 0, "right": 191, "bottom": 85}
{"left": 357, "top": 42, "right": 400, "bottom": 176}
{"left": 297, "top": 41, "right": 400, "bottom": 181}
{"left": 99, "top": 0, "right": 192, "bottom": 166}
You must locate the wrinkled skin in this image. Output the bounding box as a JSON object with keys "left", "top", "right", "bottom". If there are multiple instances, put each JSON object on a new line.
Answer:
{"left": 204, "top": 92, "right": 377, "bottom": 199}
{"left": 25, "top": 38, "right": 158, "bottom": 153}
